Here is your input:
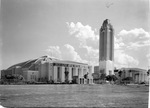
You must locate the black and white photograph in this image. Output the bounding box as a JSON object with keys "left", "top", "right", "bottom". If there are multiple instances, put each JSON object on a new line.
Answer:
{"left": 0, "top": 0, "right": 149, "bottom": 107}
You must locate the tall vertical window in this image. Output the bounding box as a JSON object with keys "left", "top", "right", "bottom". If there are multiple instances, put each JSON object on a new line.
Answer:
{"left": 72, "top": 68, "right": 74, "bottom": 77}
{"left": 57, "top": 67, "right": 60, "bottom": 80}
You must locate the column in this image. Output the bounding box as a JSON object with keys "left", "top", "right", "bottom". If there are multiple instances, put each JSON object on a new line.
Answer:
{"left": 54, "top": 66, "right": 58, "bottom": 83}
{"left": 141, "top": 73, "right": 143, "bottom": 82}
{"left": 144, "top": 74, "right": 146, "bottom": 82}
{"left": 143, "top": 74, "right": 145, "bottom": 82}
{"left": 47, "top": 62, "right": 50, "bottom": 81}
{"left": 82, "top": 68, "right": 85, "bottom": 77}
{"left": 139, "top": 73, "right": 141, "bottom": 83}
{"left": 81, "top": 68, "right": 83, "bottom": 78}
{"left": 61, "top": 67, "right": 65, "bottom": 82}
{"left": 146, "top": 74, "right": 148, "bottom": 83}
{"left": 68, "top": 67, "right": 72, "bottom": 81}
{"left": 78, "top": 68, "right": 80, "bottom": 78}
{"left": 129, "top": 72, "right": 132, "bottom": 77}
{"left": 84, "top": 78, "right": 87, "bottom": 84}
{"left": 89, "top": 66, "right": 92, "bottom": 74}
{"left": 72, "top": 68, "right": 75, "bottom": 76}
{"left": 75, "top": 67, "right": 78, "bottom": 76}
{"left": 0, "top": 70, "right": 1, "bottom": 80}
{"left": 48, "top": 63, "right": 53, "bottom": 81}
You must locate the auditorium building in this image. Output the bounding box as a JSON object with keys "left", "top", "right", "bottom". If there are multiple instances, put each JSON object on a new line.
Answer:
{"left": 1, "top": 55, "right": 93, "bottom": 84}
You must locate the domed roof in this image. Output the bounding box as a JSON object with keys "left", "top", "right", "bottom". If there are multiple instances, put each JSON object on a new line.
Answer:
{"left": 7, "top": 55, "right": 59, "bottom": 70}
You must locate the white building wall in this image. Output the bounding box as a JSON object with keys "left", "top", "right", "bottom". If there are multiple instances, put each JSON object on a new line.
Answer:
{"left": 78, "top": 68, "right": 82, "bottom": 78}
{"left": 27, "top": 70, "right": 39, "bottom": 82}
{"left": 40, "top": 62, "right": 48, "bottom": 79}
{"left": 61, "top": 67, "right": 65, "bottom": 82}
{"left": 139, "top": 73, "right": 141, "bottom": 82}
{"left": 68, "top": 67, "right": 72, "bottom": 81}
{"left": 94, "top": 66, "right": 99, "bottom": 73}
{"left": 48, "top": 63, "right": 53, "bottom": 81}
{"left": 81, "top": 68, "right": 84, "bottom": 77}
{"left": 137, "top": 72, "right": 149, "bottom": 83}
{"left": 83, "top": 68, "right": 86, "bottom": 76}
{"left": 53, "top": 66, "right": 58, "bottom": 82}
{"left": 75, "top": 67, "right": 78, "bottom": 76}
{"left": 129, "top": 72, "right": 132, "bottom": 77}
{"left": 99, "top": 60, "right": 114, "bottom": 75}
{"left": 0, "top": 71, "right": 1, "bottom": 80}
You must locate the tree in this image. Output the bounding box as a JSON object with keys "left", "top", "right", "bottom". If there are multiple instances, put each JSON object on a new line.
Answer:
{"left": 118, "top": 70, "right": 122, "bottom": 77}
{"left": 147, "top": 69, "right": 150, "bottom": 76}
{"left": 106, "top": 75, "right": 118, "bottom": 82}
{"left": 64, "top": 71, "right": 69, "bottom": 83}
{"left": 84, "top": 73, "right": 88, "bottom": 79}
{"left": 122, "top": 77, "right": 133, "bottom": 84}
{"left": 100, "top": 73, "right": 106, "bottom": 80}
{"left": 122, "top": 77, "right": 133, "bottom": 81}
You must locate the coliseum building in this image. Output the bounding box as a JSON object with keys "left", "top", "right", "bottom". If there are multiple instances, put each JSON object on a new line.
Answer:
{"left": 1, "top": 56, "right": 93, "bottom": 84}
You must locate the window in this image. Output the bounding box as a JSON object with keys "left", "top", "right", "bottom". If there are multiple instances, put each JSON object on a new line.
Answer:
{"left": 57, "top": 67, "right": 60, "bottom": 80}
{"left": 72, "top": 68, "right": 74, "bottom": 77}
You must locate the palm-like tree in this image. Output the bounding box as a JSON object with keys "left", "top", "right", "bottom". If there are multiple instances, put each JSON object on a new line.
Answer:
{"left": 64, "top": 71, "right": 69, "bottom": 83}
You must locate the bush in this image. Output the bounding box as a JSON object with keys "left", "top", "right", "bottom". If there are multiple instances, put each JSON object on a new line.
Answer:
{"left": 122, "top": 77, "right": 133, "bottom": 81}
{"left": 100, "top": 73, "right": 106, "bottom": 80}
{"left": 140, "top": 82, "right": 145, "bottom": 84}
{"left": 106, "top": 75, "right": 118, "bottom": 82}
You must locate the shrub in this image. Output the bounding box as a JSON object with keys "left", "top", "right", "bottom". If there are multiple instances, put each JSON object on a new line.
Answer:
{"left": 106, "top": 75, "right": 118, "bottom": 82}
{"left": 140, "top": 82, "right": 145, "bottom": 84}
{"left": 122, "top": 77, "right": 133, "bottom": 81}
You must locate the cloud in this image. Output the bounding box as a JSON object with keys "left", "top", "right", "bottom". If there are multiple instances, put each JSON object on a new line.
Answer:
{"left": 45, "top": 44, "right": 87, "bottom": 63}
{"left": 114, "top": 37, "right": 125, "bottom": 50}
{"left": 117, "top": 28, "right": 150, "bottom": 50}
{"left": 146, "top": 53, "right": 150, "bottom": 67}
{"left": 66, "top": 22, "right": 149, "bottom": 69}
{"left": 66, "top": 22, "right": 99, "bottom": 40}
{"left": 114, "top": 28, "right": 149, "bottom": 68}
{"left": 61, "top": 44, "right": 85, "bottom": 62}
{"left": 66, "top": 22, "right": 99, "bottom": 49}
{"left": 45, "top": 46, "right": 62, "bottom": 59}
{"left": 66, "top": 22, "right": 99, "bottom": 66}
{"left": 114, "top": 50, "right": 139, "bottom": 68}
{"left": 66, "top": 22, "right": 145, "bottom": 68}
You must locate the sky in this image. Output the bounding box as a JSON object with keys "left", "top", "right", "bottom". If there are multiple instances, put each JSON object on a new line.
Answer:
{"left": 1, "top": 0, "right": 150, "bottom": 70}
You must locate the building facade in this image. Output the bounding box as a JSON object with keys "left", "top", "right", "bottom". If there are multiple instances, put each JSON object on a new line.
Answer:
{"left": 1, "top": 56, "right": 93, "bottom": 84}
{"left": 115, "top": 68, "right": 149, "bottom": 84}
{"left": 99, "top": 19, "right": 114, "bottom": 75}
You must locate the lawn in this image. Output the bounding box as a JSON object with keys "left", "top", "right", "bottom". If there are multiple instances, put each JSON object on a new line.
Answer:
{"left": 0, "top": 84, "right": 149, "bottom": 107}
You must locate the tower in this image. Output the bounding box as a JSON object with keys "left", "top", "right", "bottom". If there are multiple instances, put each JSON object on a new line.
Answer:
{"left": 99, "top": 19, "right": 114, "bottom": 75}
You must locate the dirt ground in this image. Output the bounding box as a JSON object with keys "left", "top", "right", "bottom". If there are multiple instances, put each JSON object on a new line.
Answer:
{"left": 0, "top": 84, "right": 149, "bottom": 107}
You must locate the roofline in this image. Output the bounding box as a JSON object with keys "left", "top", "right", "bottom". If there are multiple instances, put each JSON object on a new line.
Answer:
{"left": 120, "top": 67, "right": 147, "bottom": 71}
{"left": 53, "top": 60, "right": 89, "bottom": 66}
{"left": 5, "top": 56, "right": 90, "bottom": 70}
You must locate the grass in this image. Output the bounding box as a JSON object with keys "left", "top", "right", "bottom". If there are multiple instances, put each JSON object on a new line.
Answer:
{"left": 0, "top": 84, "right": 149, "bottom": 107}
